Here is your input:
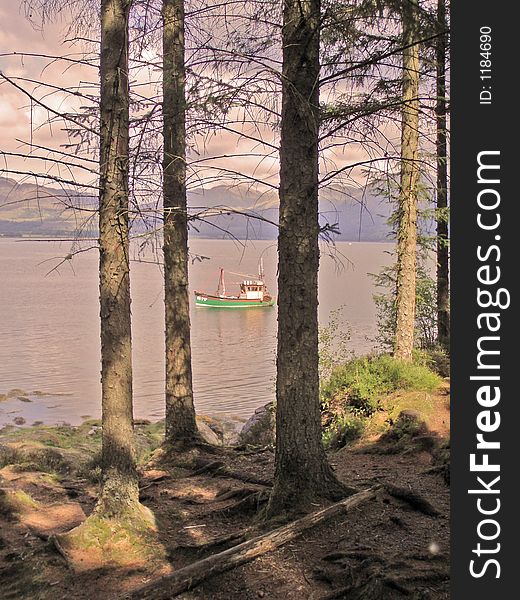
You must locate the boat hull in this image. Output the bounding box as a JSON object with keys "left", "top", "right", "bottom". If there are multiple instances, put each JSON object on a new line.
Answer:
{"left": 194, "top": 292, "right": 275, "bottom": 308}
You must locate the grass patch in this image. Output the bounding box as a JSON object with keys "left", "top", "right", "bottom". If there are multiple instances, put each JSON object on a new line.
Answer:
{"left": 0, "top": 420, "right": 165, "bottom": 480}
{"left": 321, "top": 354, "right": 442, "bottom": 449}
{"left": 322, "top": 354, "right": 441, "bottom": 416}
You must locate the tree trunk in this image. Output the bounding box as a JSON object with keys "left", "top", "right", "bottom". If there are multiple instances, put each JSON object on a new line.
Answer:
{"left": 265, "top": 0, "right": 349, "bottom": 518}
{"left": 394, "top": 0, "right": 420, "bottom": 362}
{"left": 162, "top": 0, "right": 199, "bottom": 445}
{"left": 97, "top": 0, "right": 139, "bottom": 514}
{"left": 435, "top": 0, "right": 450, "bottom": 351}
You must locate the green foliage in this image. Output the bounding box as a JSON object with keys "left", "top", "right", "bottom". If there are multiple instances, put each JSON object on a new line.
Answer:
{"left": 368, "top": 172, "right": 450, "bottom": 353}
{"left": 318, "top": 306, "right": 353, "bottom": 382}
{"left": 321, "top": 354, "right": 441, "bottom": 416}
{"left": 321, "top": 354, "right": 442, "bottom": 451}
{"left": 413, "top": 348, "right": 450, "bottom": 377}
{"left": 323, "top": 411, "right": 366, "bottom": 449}
{"left": 372, "top": 263, "right": 439, "bottom": 352}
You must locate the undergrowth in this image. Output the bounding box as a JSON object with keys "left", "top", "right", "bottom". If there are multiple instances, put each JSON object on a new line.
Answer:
{"left": 321, "top": 354, "right": 442, "bottom": 449}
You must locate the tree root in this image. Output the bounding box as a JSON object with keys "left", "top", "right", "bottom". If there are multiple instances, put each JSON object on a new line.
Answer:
{"left": 214, "top": 491, "right": 270, "bottom": 516}
{"left": 315, "top": 545, "right": 449, "bottom": 600}
{"left": 214, "top": 486, "right": 265, "bottom": 502}
{"left": 232, "top": 445, "right": 273, "bottom": 455}
{"left": 382, "top": 483, "right": 441, "bottom": 517}
{"left": 120, "top": 486, "right": 380, "bottom": 599}
{"left": 191, "top": 459, "right": 272, "bottom": 487}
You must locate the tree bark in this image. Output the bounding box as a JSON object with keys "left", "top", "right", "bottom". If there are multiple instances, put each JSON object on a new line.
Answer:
{"left": 394, "top": 0, "right": 420, "bottom": 362}
{"left": 162, "top": 0, "right": 199, "bottom": 445}
{"left": 97, "top": 0, "right": 139, "bottom": 514}
{"left": 265, "top": 0, "right": 349, "bottom": 518}
{"left": 435, "top": 0, "right": 450, "bottom": 351}
{"left": 122, "top": 487, "right": 379, "bottom": 599}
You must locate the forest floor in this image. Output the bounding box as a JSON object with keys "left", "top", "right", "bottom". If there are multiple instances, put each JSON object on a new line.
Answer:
{"left": 0, "top": 382, "right": 450, "bottom": 600}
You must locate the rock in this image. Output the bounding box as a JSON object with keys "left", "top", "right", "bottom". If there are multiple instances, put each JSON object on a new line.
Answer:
{"left": 7, "top": 389, "right": 27, "bottom": 398}
{"left": 238, "top": 402, "right": 275, "bottom": 446}
{"left": 398, "top": 409, "right": 421, "bottom": 422}
{"left": 197, "top": 420, "right": 223, "bottom": 446}
{"left": 197, "top": 415, "right": 225, "bottom": 441}
{"left": 17, "top": 397, "right": 32, "bottom": 403}
{"left": 13, "top": 417, "right": 26, "bottom": 426}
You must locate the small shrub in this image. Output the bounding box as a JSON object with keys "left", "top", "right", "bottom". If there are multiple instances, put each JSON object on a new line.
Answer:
{"left": 414, "top": 348, "right": 450, "bottom": 377}
{"left": 319, "top": 306, "right": 353, "bottom": 382}
{"left": 323, "top": 411, "right": 366, "bottom": 449}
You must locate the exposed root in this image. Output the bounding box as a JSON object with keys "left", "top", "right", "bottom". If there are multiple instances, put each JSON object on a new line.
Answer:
{"left": 120, "top": 486, "right": 380, "bottom": 599}
{"left": 232, "top": 445, "right": 273, "bottom": 455}
{"left": 382, "top": 483, "right": 441, "bottom": 517}
{"left": 191, "top": 459, "right": 272, "bottom": 487}
{"left": 215, "top": 490, "right": 270, "bottom": 516}
{"left": 315, "top": 546, "right": 449, "bottom": 600}
{"left": 146, "top": 442, "right": 223, "bottom": 472}
{"left": 214, "top": 486, "right": 265, "bottom": 502}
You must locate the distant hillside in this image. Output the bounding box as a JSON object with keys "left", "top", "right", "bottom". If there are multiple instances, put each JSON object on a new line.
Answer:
{"left": 0, "top": 177, "right": 393, "bottom": 241}
{"left": 0, "top": 178, "right": 97, "bottom": 238}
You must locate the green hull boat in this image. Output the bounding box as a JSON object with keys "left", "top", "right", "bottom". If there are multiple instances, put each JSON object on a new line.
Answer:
{"left": 194, "top": 263, "right": 275, "bottom": 309}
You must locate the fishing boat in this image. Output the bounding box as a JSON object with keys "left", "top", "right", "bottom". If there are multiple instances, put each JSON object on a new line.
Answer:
{"left": 194, "top": 261, "right": 275, "bottom": 308}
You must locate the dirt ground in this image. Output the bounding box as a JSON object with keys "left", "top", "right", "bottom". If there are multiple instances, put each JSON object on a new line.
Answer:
{"left": 0, "top": 389, "right": 450, "bottom": 600}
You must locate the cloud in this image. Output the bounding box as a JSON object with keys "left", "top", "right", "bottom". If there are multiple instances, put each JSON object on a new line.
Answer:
{"left": 1, "top": 3, "right": 382, "bottom": 195}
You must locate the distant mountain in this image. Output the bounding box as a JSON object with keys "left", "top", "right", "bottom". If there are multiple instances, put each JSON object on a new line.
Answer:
{"left": 0, "top": 177, "right": 97, "bottom": 238}
{"left": 185, "top": 185, "right": 395, "bottom": 241}
{"left": 0, "top": 177, "right": 393, "bottom": 241}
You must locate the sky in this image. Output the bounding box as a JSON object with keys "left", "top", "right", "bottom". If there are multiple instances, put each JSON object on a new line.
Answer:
{"left": 0, "top": 1, "right": 400, "bottom": 202}
{"left": 0, "top": 3, "right": 100, "bottom": 189}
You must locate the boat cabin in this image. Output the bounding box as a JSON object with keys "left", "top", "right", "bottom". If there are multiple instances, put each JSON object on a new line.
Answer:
{"left": 239, "top": 280, "right": 266, "bottom": 300}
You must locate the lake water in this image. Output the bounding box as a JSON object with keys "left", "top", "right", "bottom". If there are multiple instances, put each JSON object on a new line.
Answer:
{"left": 0, "top": 238, "right": 394, "bottom": 428}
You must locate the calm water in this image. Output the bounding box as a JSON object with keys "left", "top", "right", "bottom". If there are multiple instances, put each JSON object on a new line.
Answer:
{"left": 0, "top": 238, "right": 394, "bottom": 428}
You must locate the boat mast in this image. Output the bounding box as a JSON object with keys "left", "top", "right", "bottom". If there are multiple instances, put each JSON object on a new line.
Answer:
{"left": 217, "top": 267, "right": 226, "bottom": 296}
{"left": 259, "top": 258, "right": 265, "bottom": 281}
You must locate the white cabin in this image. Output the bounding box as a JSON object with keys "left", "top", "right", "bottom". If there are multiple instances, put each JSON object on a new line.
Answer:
{"left": 240, "top": 280, "right": 265, "bottom": 300}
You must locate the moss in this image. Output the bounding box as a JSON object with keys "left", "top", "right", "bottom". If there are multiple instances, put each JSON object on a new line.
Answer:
{"left": 55, "top": 504, "right": 166, "bottom": 568}
{"left": 0, "top": 420, "right": 164, "bottom": 478}
{"left": 0, "top": 489, "right": 40, "bottom": 516}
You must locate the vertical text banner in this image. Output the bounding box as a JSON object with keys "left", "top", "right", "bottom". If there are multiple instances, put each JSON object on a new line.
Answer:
{"left": 451, "top": 0, "right": 517, "bottom": 597}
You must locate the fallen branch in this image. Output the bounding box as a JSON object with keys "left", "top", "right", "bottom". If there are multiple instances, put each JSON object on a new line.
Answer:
{"left": 121, "top": 486, "right": 381, "bottom": 599}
